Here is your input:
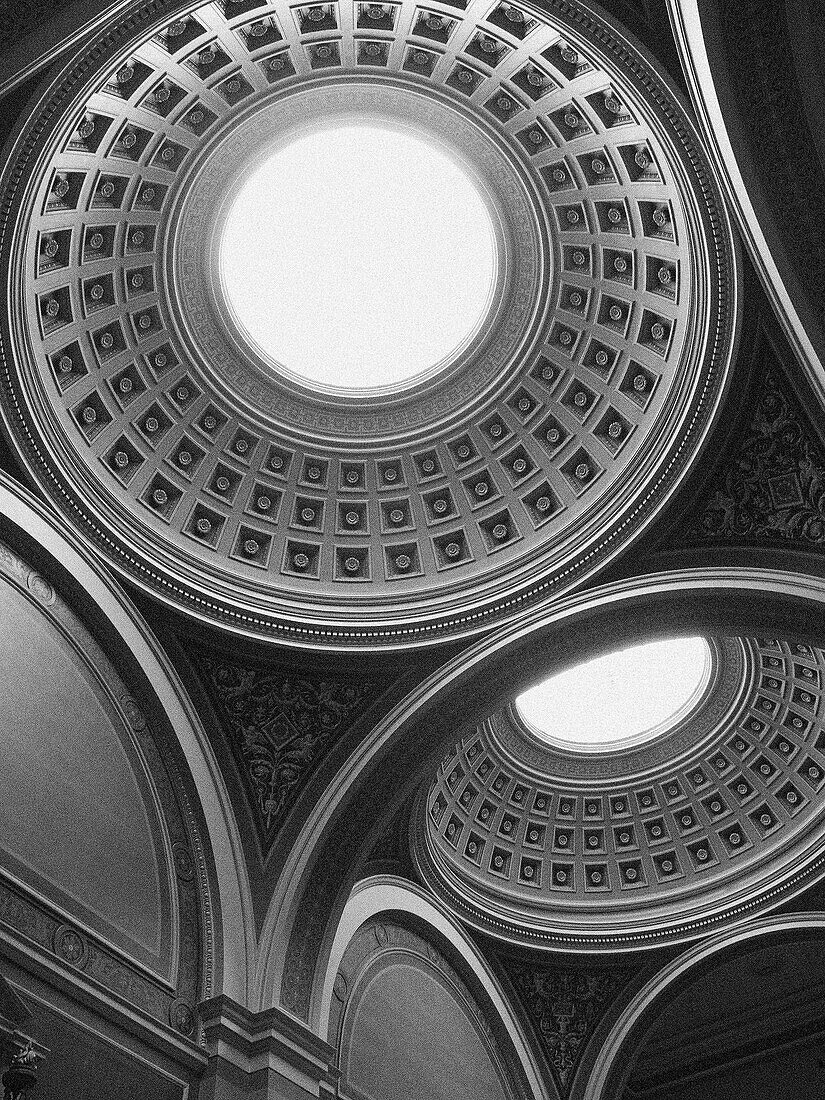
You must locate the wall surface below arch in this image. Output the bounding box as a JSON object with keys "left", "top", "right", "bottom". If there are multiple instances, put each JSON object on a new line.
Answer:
{"left": 343, "top": 954, "right": 511, "bottom": 1100}
{"left": 0, "top": 571, "right": 164, "bottom": 961}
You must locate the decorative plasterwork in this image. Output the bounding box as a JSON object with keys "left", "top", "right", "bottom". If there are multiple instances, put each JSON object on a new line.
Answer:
{"left": 0, "top": 0, "right": 736, "bottom": 647}
{"left": 198, "top": 656, "right": 375, "bottom": 850}
{"left": 689, "top": 364, "right": 825, "bottom": 547}
{"left": 415, "top": 635, "right": 825, "bottom": 949}
{"left": 505, "top": 961, "right": 630, "bottom": 1096}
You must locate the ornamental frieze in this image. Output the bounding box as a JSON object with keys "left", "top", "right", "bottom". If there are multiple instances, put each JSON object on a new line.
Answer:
{"left": 689, "top": 364, "right": 825, "bottom": 546}
{"left": 506, "top": 961, "right": 630, "bottom": 1095}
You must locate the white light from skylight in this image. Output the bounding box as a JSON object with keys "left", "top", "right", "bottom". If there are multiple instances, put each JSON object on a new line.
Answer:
{"left": 220, "top": 123, "right": 497, "bottom": 392}
{"left": 515, "top": 637, "right": 710, "bottom": 752}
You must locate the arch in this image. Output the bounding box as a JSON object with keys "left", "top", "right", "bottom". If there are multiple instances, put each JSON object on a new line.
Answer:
{"left": 577, "top": 911, "right": 825, "bottom": 1099}
{"left": 259, "top": 565, "right": 825, "bottom": 1018}
{"left": 0, "top": 471, "right": 255, "bottom": 1006}
{"left": 318, "top": 876, "right": 550, "bottom": 1100}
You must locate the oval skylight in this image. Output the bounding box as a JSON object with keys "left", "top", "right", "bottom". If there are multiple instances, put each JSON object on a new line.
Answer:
{"left": 515, "top": 637, "right": 711, "bottom": 752}
{"left": 220, "top": 123, "right": 497, "bottom": 393}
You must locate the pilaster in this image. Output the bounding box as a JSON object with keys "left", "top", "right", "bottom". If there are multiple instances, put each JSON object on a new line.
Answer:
{"left": 199, "top": 997, "right": 338, "bottom": 1100}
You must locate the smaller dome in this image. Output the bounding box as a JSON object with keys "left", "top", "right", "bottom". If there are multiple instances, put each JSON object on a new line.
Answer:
{"left": 415, "top": 635, "right": 825, "bottom": 952}
{"left": 515, "top": 637, "right": 710, "bottom": 752}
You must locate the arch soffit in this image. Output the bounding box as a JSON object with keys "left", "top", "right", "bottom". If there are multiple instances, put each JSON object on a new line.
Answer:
{"left": 260, "top": 564, "right": 825, "bottom": 1014}
{"left": 0, "top": 0, "right": 135, "bottom": 98}
{"left": 667, "top": 0, "right": 825, "bottom": 405}
{"left": 576, "top": 910, "right": 825, "bottom": 1100}
{"left": 0, "top": 471, "right": 255, "bottom": 1005}
{"left": 318, "top": 875, "right": 552, "bottom": 1100}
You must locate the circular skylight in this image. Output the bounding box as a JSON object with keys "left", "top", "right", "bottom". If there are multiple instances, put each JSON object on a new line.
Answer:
{"left": 220, "top": 123, "right": 497, "bottom": 392}
{"left": 515, "top": 637, "right": 711, "bottom": 752}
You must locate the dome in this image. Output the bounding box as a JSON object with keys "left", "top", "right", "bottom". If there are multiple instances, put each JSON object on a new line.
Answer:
{"left": 0, "top": 0, "right": 736, "bottom": 647}
{"left": 415, "top": 636, "right": 825, "bottom": 949}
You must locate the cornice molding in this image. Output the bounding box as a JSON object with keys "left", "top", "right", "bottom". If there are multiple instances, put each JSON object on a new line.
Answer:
{"left": 199, "top": 993, "right": 335, "bottom": 1065}
{"left": 198, "top": 993, "right": 338, "bottom": 1099}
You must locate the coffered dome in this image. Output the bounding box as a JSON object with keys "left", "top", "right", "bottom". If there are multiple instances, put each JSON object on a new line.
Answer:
{"left": 415, "top": 636, "right": 825, "bottom": 950}
{"left": 0, "top": 0, "right": 737, "bottom": 647}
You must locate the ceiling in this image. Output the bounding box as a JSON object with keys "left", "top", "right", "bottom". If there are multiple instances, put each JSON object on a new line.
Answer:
{"left": 0, "top": 1, "right": 823, "bottom": 1098}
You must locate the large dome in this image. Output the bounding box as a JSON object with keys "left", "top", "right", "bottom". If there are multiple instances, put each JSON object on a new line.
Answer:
{"left": 0, "top": 0, "right": 737, "bottom": 647}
